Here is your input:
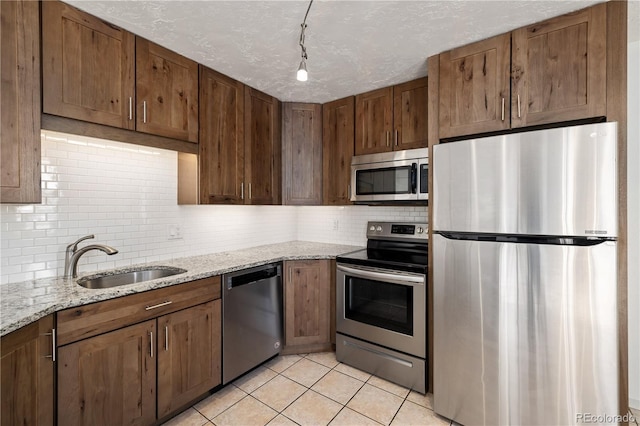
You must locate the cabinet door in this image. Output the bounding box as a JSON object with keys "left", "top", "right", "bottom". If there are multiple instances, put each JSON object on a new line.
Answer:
{"left": 157, "top": 300, "right": 221, "bottom": 418}
{"left": 136, "top": 38, "right": 199, "bottom": 143}
{"left": 284, "top": 260, "right": 331, "bottom": 349}
{"left": 58, "top": 320, "right": 156, "bottom": 426}
{"left": 322, "top": 96, "right": 354, "bottom": 205}
{"left": 439, "top": 33, "right": 511, "bottom": 139}
{"left": 244, "top": 87, "right": 282, "bottom": 205}
{"left": 42, "top": 0, "right": 135, "bottom": 130}
{"left": 393, "top": 77, "right": 429, "bottom": 150}
{"left": 511, "top": 3, "right": 606, "bottom": 127}
{"left": 199, "top": 67, "right": 245, "bottom": 204}
{"left": 1, "top": 0, "right": 41, "bottom": 203}
{"left": 282, "top": 103, "right": 323, "bottom": 205}
{"left": 355, "top": 87, "right": 393, "bottom": 155}
{"left": 1, "top": 315, "right": 54, "bottom": 426}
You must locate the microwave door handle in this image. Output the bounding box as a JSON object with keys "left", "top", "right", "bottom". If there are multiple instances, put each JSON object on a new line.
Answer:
{"left": 411, "top": 163, "right": 418, "bottom": 194}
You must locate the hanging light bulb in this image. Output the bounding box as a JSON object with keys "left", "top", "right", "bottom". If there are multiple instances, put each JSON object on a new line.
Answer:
{"left": 297, "top": 60, "right": 308, "bottom": 82}
{"left": 296, "top": 0, "right": 313, "bottom": 82}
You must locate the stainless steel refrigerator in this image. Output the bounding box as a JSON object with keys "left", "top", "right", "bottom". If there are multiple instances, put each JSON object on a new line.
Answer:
{"left": 432, "top": 122, "right": 619, "bottom": 426}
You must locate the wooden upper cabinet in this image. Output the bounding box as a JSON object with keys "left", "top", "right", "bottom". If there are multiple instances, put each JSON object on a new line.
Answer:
{"left": 157, "top": 300, "right": 221, "bottom": 418}
{"left": 439, "top": 4, "right": 608, "bottom": 139}
{"left": 355, "top": 87, "right": 393, "bottom": 155}
{"left": 199, "top": 67, "right": 245, "bottom": 204}
{"left": 244, "top": 87, "right": 281, "bottom": 205}
{"left": 58, "top": 320, "right": 156, "bottom": 426}
{"left": 439, "top": 33, "right": 511, "bottom": 138}
{"left": 282, "top": 103, "right": 323, "bottom": 205}
{"left": 394, "top": 77, "right": 429, "bottom": 150}
{"left": 136, "top": 38, "right": 199, "bottom": 143}
{"left": 323, "top": 96, "right": 354, "bottom": 205}
{"left": 511, "top": 3, "right": 606, "bottom": 127}
{"left": 1, "top": 315, "right": 54, "bottom": 426}
{"left": 1, "top": 0, "right": 41, "bottom": 203}
{"left": 42, "top": 0, "right": 135, "bottom": 130}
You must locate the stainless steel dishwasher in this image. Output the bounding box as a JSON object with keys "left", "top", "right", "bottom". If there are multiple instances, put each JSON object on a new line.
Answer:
{"left": 222, "top": 262, "right": 283, "bottom": 384}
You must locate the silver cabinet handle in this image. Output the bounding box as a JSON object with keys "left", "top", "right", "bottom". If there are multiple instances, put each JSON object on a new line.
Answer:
{"left": 517, "top": 94, "right": 521, "bottom": 118}
{"left": 128, "top": 97, "right": 133, "bottom": 120}
{"left": 394, "top": 129, "right": 399, "bottom": 146}
{"left": 241, "top": 182, "right": 244, "bottom": 200}
{"left": 165, "top": 326, "right": 169, "bottom": 351}
{"left": 386, "top": 131, "right": 390, "bottom": 147}
{"left": 501, "top": 97, "right": 505, "bottom": 121}
{"left": 44, "top": 328, "right": 56, "bottom": 362}
{"left": 149, "top": 331, "right": 154, "bottom": 358}
{"left": 143, "top": 101, "right": 147, "bottom": 123}
{"left": 145, "top": 300, "right": 172, "bottom": 311}
{"left": 249, "top": 183, "right": 252, "bottom": 200}
{"left": 347, "top": 184, "right": 351, "bottom": 198}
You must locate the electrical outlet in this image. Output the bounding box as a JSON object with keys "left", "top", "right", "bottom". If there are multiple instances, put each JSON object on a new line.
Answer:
{"left": 332, "top": 219, "right": 339, "bottom": 231}
{"left": 167, "top": 224, "right": 183, "bottom": 240}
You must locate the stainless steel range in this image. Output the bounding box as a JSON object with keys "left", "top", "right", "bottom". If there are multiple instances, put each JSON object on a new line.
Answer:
{"left": 335, "top": 221, "right": 428, "bottom": 393}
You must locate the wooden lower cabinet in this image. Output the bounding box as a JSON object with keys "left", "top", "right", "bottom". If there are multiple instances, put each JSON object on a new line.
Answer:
{"left": 157, "top": 300, "right": 221, "bottom": 418}
{"left": 283, "top": 260, "right": 331, "bottom": 353}
{"left": 57, "top": 278, "right": 222, "bottom": 425}
{"left": 58, "top": 320, "right": 156, "bottom": 426}
{"left": 1, "top": 315, "right": 55, "bottom": 426}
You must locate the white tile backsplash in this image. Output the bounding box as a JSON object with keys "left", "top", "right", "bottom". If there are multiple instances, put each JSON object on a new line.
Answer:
{"left": 0, "top": 130, "right": 425, "bottom": 285}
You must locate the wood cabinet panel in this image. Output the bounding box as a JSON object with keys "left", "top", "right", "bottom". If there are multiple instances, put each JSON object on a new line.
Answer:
{"left": 282, "top": 103, "right": 323, "bottom": 205}
{"left": 511, "top": 3, "right": 606, "bottom": 127}
{"left": 322, "top": 96, "right": 354, "bottom": 205}
{"left": 1, "top": 0, "right": 41, "bottom": 203}
{"left": 244, "top": 87, "right": 281, "bottom": 205}
{"left": 136, "top": 38, "right": 199, "bottom": 142}
{"left": 58, "top": 320, "right": 156, "bottom": 426}
{"left": 57, "top": 276, "right": 221, "bottom": 346}
{"left": 393, "top": 77, "right": 429, "bottom": 150}
{"left": 439, "top": 33, "right": 511, "bottom": 138}
{"left": 42, "top": 0, "right": 135, "bottom": 130}
{"left": 199, "top": 67, "right": 245, "bottom": 204}
{"left": 157, "top": 300, "right": 221, "bottom": 417}
{"left": 284, "top": 260, "right": 330, "bottom": 350}
{"left": 355, "top": 87, "right": 393, "bottom": 155}
{"left": 1, "top": 315, "right": 54, "bottom": 426}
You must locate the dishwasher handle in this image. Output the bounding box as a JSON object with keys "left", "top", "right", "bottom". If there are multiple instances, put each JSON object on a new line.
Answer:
{"left": 227, "top": 265, "right": 281, "bottom": 290}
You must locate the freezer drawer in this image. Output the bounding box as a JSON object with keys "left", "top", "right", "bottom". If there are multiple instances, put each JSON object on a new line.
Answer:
{"left": 433, "top": 234, "right": 618, "bottom": 426}
{"left": 433, "top": 122, "right": 617, "bottom": 237}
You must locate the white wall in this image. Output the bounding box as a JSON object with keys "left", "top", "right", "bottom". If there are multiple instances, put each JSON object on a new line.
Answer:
{"left": 627, "top": 38, "right": 640, "bottom": 410}
{"left": 0, "top": 130, "right": 425, "bottom": 285}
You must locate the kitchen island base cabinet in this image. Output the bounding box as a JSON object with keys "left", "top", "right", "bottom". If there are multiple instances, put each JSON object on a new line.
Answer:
{"left": 283, "top": 260, "right": 331, "bottom": 354}
{"left": 157, "top": 300, "right": 221, "bottom": 418}
{"left": 1, "top": 315, "right": 55, "bottom": 426}
{"left": 57, "top": 320, "right": 156, "bottom": 426}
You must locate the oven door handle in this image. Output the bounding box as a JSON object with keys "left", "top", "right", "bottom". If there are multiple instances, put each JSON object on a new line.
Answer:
{"left": 337, "top": 264, "right": 425, "bottom": 286}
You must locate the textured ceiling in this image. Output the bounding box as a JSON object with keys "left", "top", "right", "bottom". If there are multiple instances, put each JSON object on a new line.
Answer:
{"left": 65, "top": 0, "right": 637, "bottom": 103}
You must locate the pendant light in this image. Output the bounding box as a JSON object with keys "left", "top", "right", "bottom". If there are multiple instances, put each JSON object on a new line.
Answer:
{"left": 296, "top": 0, "right": 313, "bottom": 82}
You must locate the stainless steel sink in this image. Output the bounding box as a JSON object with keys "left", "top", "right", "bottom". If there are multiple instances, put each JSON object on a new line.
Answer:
{"left": 77, "top": 267, "right": 187, "bottom": 289}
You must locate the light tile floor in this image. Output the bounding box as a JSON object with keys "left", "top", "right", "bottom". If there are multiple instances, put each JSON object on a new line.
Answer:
{"left": 162, "top": 352, "right": 450, "bottom": 426}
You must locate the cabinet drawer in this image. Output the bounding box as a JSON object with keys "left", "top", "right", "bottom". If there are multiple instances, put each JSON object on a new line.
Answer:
{"left": 57, "top": 276, "right": 221, "bottom": 346}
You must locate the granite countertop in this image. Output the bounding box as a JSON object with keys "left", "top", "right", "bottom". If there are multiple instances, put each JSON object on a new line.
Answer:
{"left": 0, "top": 241, "right": 362, "bottom": 337}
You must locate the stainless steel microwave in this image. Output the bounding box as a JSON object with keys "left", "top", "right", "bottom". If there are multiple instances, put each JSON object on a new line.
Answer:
{"left": 351, "top": 148, "right": 428, "bottom": 203}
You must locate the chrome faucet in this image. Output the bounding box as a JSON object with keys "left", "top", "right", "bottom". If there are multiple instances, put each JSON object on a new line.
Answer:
{"left": 64, "top": 235, "right": 118, "bottom": 279}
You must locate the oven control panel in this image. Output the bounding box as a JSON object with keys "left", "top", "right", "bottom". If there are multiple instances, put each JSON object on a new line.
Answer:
{"left": 367, "top": 222, "right": 428, "bottom": 241}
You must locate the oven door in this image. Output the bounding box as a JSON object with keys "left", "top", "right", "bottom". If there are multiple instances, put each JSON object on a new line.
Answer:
{"left": 350, "top": 159, "right": 418, "bottom": 202}
{"left": 336, "top": 263, "right": 426, "bottom": 358}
